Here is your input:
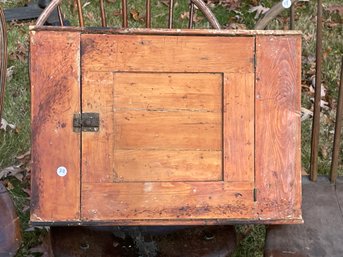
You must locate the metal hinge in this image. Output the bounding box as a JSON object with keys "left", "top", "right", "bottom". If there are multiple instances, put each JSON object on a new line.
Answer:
{"left": 73, "top": 113, "right": 100, "bottom": 132}
{"left": 253, "top": 188, "right": 257, "bottom": 202}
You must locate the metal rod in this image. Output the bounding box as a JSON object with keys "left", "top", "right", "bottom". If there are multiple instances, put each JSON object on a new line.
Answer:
{"left": 310, "top": 0, "right": 323, "bottom": 182}
{"left": 188, "top": 2, "right": 194, "bottom": 29}
{"left": 168, "top": 0, "right": 174, "bottom": 29}
{"left": 330, "top": 56, "right": 343, "bottom": 183}
{"left": 290, "top": 2, "right": 295, "bottom": 30}
{"left": 99, "top": 0, "right": 107, "bottom": 27}
{"left": 57, "top": 5, "right": 64, "bottom": 26}
{"left": 0, "top": 8, "right": 7, "bottom": 121}
{"left": 122, "top": 0, "right": 128, "bottom": 28}
{"left": 146, "top": 0, "right": 151, "bottom": 28}
{"left": 76, "top": 0, "right": 84, "bottom": 27}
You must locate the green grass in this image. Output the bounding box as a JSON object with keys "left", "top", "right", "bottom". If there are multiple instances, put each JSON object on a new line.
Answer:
{"left": 0, "top": 0, "right": 342, "bottom": 256}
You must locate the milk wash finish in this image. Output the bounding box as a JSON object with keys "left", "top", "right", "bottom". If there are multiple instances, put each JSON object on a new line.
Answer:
{"left": 30, "top": 28, "right": 302, "bottom": 225}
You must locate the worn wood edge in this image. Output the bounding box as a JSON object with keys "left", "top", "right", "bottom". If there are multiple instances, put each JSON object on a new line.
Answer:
{"left": 30, "top": 30, "right": 81, "bottom": 221}
{"left": 29, "top": 26, "right": 302, "bottom": 36}
{"left": 30, "top": 217, "right": 303, "bottom": 227}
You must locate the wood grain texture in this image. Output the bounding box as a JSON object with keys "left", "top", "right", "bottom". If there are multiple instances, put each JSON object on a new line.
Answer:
{"left": 224, "top": 73, "right": 254, "bottom": 182}
{"left": 113, "top": 150, "right": 222, "bottom": 182}
{"left": 113, "top": 72, "right": 222, "bottom": 112}
{"left": 30, "top": 31, "right": 81, "bottom": 221}
{"left": 81, "top": 34, "right": 254, "bottom": 73}
{"left": 82, "top": 72, "right": 222, "bottom": 182}
{"left": 32, "top": 26, "right": 303, "bottom": 36}
{"left": 82, "top": 71, "right": 114, "bottom": 183}
{"left": 255, "top": 35, "right": 302, "bottom": 220}
{"left": 82, "top": 182, "right": 256, "bottom": 221}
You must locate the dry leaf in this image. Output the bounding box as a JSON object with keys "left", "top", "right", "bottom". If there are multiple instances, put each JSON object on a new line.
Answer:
{"left": 0, "top": 165, "right": 25, "bottom": 181}
{"left": 9, "top": 41, "right": 27, "bottom": 62}
{"left": 0, "top": 118, "right": 16, "bottom": 132}
{"left": 310, "top": 98, "right": 330, "bottom": 110}
{"left": 301, "top": 166, "right": 308, "bottom": 175}
{"left": 324, "top": 4, "right": 343, "bottom": 16}
{"left": 7, "top": 66, "right": 14, "bottom": 82}
{"left": 226, "top": 23, "right": 247, "bottom": 29}
{"left": 16, "top": 150, "right": 31, "bottom": 161}
{"left": 249, "top": 5, "right": 270, "bottom": 19}
{"left": 113, "top": 10, "right": 122, "bottom": 16}
{"left": 130, "top": 9, "right": 142, "bottom": 22}
{"left": 301, "top": 107, "right": 313, "bottom": 121}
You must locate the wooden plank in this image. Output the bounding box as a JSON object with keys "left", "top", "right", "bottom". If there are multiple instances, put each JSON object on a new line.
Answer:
{"left": 255, "top": 35, "right": 302, "bottom": 220}
{"left": 81, "top": 34, "right": 254, "bottom": 73}
{"left": 32, "top": 26, "right": 303, "bottom": 36}
{"left": 82, "top": 71, "right": 114, "bottom": 183}
{"left": 82, "top": 182, "right": 255, "bottom": 221}
{"left": 114, "top": 111, "right": 221, "bottom": 150}
{"left": 113, "top": 150, "right": 222, "bottom": 182}
{"left": 30, "top": 31, "right": 81, "bottom": 221}
{"left": 113, "top": 72, "right": 222, "bottom": 112}
{"left": 223, "top": 73, "right": 254, "bottom": 182}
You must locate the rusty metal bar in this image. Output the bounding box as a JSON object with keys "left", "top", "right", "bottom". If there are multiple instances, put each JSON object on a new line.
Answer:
{"left": 168, "top": 0, "right": 174, "bottom": 28}
{"left": 99, "top": 0, "right": 107, "bottom": 27}
{"left": 330, "top": 56, "right": 343, "bottom": 183}
{"left": 310, "top": 0, "right": 323, "bottom": 182}
{"left": 122, "top": 0, "right": 128, "bottom": 28}
{"left": 290, "top": 2, "right": 295, "bottom": 30}
{"left": 188, "top": 2, "right": 194, "bottom": 29}
{"left": 146, "top": 0, "right": 151, "bottom": 28}
{"left": 0, "top": 8, "right": 7, "bottom": 121}
{"left": 57, "top": 5, "right": 64, "bottom": 26}
{"left": 76, "top": 0, "right": 84, "bottom": 27}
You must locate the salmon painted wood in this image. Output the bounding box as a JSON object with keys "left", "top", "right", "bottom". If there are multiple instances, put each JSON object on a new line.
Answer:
{"left": 30, "top": 28, "right": 302, "bottom": 225}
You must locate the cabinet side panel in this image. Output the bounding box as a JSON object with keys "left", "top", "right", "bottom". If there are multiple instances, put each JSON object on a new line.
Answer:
{"left": 30, "top": 31, "right": 81, "bottom": 221}
{"left": 255, "top": 35, "right": 302, "bottom": 221}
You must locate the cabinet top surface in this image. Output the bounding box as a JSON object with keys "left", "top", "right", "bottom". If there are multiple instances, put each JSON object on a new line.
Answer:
{"left": 30, "top": 26, "right": 302, "bottom": 36}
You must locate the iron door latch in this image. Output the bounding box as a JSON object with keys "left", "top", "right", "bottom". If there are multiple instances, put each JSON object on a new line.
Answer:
{"left": 73, "top": 113, "right": 99, "bottom": 132}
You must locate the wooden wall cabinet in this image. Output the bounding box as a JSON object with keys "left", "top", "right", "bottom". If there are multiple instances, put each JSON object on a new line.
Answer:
{"left": 30, "top": 29, "right": 302, "bottom": 225}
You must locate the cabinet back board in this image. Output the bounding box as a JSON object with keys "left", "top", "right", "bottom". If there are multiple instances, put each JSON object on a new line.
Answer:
{"left": 30, "top": 29, "right": 302, "bottom": 225}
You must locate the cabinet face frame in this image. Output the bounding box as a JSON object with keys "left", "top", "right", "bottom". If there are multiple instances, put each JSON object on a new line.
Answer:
{"left": 30, "top": 28, "right": 302, "bottom": 225}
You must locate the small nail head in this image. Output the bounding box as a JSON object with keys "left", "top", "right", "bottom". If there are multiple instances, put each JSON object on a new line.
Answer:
{"left": 57, "top": 166, "right": 67, "bottom": 177}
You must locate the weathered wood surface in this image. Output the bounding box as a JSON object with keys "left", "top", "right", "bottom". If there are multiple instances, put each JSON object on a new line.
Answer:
{"left": 80, "top": 34, "right": 257, "bottom": 222}
{"left": 30, "top": 31, "right": 302, "bottom": 224}
{"left": 81, "top": 34, "right": 253, "bottom": 73}
{"left": 224, "top": 73, "right": 254, "bottom": 182}
{"left": 82, "top": 182, "right": 255, "bottom": 221}
{"left": 265, "top": 176, "right": 343, "bottom": 257}
{"left": 30, "top": 31, "right": 81, "bottom": 221}
{"left": 30, "top": 26, "right": 302, "bottom": 36}
{"left": 255, "top": 35, "right": 302, "bottom": 221}
{"left": 82, "top": 71, "right": 223, "bottom": 182}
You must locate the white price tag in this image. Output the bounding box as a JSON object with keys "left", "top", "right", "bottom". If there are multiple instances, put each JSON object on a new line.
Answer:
{"left": 57, "top": 166, "right": 67, "bottom": 177}
{"left": 282, "top": 0, "right": 292, "bottom": 9}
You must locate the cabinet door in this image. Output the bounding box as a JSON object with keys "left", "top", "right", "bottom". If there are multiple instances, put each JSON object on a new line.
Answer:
{"left": 31, "top": 31, "right": 302, "bottom": 225}
{"left": 80, "top": 34, "right": 256, "bottom": 223}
